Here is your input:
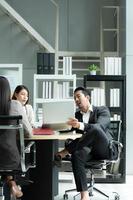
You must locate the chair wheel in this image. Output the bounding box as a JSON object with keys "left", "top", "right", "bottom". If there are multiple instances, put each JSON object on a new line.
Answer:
{"left": 114, "top": 194, "right": 120, "bottom": 200}
{"left": 89, "top": 191, "right": 93, "bottom": 196}
{"left": 113, "top": 192, "right": 120, "bottom": 200}
{"left": 63, "top": 193, "right": 68, "bottom": 199}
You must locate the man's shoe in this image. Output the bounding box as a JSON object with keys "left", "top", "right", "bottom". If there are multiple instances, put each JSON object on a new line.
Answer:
{"left": 54, "top": 154, "right": 62, "bottom": 167}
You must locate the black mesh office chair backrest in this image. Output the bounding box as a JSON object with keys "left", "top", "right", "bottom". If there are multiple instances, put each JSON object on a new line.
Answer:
{"left": 0, "top": 115, "right": 36, "bottom": 199}
{"left": 110, "top": 120, "right": 121, "bottom": 142}
{"left": 0, "top": 115, "right": 36, "bottom": 173}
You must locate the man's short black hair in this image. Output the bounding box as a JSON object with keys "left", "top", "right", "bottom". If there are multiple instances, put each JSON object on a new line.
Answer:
{"left": 74, "top": 87, "right": 91, "bottom": 97}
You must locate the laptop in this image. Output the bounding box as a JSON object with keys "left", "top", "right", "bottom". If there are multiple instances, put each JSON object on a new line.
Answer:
{"left": 42, "top": 100, "right": 75, "bottom": 131}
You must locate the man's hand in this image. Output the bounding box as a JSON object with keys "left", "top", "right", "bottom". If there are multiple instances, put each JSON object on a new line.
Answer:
{"left": 67, "top": 118, "right": 80, "bottom": 129}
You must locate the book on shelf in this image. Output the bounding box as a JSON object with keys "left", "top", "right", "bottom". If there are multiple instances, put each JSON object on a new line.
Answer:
{"left": 42, "top": 81, "right": 52, "bottom": 99}
{"left": 49, "top": 53, "right": 55, "bottom": 74}
{"left": 118, "top": 57, "right": 122, "bottom": 75}
{"left": 62, "top": 57, "right": 72, "bottom": 98}
{"left": 62, "top": 82, "right": 69, "bottom": 99}
{"left": 58, "top": 83, "right": 63, "bottom": 99}
{"left": 63, "top": 56, "right": 72, "bottom": 75}
{"left": 91, "top": 88, "right": 105, "bottom": 106}
{"left": 53, "top": 81, "right": 58, "bottom": 99}
{"left": 110, "top": 114, "right": 121, "bottom": 121}
{"left": 110, "top": 88, "right": 120, "bottom": 107}
{"left": 43, "top": 80, "right": 70, "bottom": 99}
{"left": 37, "top": 108, "right": 43, "bottom": 124}
{"left": 37, "top": 53, "right": 55, "bottom": 74}
{"left": 45, "top": 81, "right": 49, "bottom": 99}
{"left": 104, "top": 57, "right": 122, "bottom": 75}
{"left": 110, "top": 89, "right": 114, "bottom": 107}
{"left": 37, "top": 53, "right": 44, "bottom": 74}
{"left": 48, "top": 81, "right": 52, "bottom": 99}
{"left": 42, "top": 81, "right": 45, "bottom": 98}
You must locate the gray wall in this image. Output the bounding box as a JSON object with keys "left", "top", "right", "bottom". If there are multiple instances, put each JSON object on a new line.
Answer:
{"left": 0, "top": 0, "right": 104, "bottom": 101}
{"left": 5, "top": 0, "right": 104, "bottom": 52}
{"left": 0, "top": 0, "right": 58, "bottom": 102}
{"left": 59, "top": 0, "right": 101, "bottom": 51}
{"left": 0, "top": 0, "right": 121, "bottom": 100}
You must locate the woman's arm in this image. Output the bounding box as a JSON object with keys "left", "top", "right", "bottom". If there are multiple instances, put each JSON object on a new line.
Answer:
{"left": 10, "top": 100, "right": 33, "bottom": 137}
{"left": 25, "top": 104, "right": 35, "bottom": 127}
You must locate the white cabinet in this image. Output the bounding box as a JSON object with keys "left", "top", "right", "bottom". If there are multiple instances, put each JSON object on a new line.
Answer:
{"left": 0, "top": 64, "right": 23, "bottom": 94}
{"left": 33, "top": 74, "right": 76, "bottom": 122}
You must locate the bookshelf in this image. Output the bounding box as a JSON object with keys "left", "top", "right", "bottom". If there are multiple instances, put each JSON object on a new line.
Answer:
{"left": 58, "top": 52, "right": 101, "bottom": 88}
{"left": 83, "top": 74, "right": 126, "bottom": 183}
{"left": 33, "top": 74, "right": 76, "bottom": 123}
{"left": 58, "top": 53, "right": 122, "bottom": 90}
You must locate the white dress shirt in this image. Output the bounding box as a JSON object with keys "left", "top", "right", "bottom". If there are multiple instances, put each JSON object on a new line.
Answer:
{"left": 79, "top": 104, "right": 93, "bottom": 130}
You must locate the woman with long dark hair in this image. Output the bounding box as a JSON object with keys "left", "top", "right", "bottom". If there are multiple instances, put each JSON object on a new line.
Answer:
{"left": 0, "top": 76, "right": 33, "bottom": 198}
{"left": 12, "top": 85, "right": 34, "bottom": 127}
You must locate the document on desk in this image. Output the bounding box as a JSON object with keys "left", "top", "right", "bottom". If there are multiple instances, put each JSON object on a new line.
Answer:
{"left": 33, "top": 128, "right": 54, "bottom": 135}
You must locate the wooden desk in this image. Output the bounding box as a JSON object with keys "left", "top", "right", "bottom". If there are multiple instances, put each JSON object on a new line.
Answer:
{"left": 22, "top": 131, "right": 81, "bottom": 200}
{"left": 30, "top": 131, "right": 81, "bottom": 140}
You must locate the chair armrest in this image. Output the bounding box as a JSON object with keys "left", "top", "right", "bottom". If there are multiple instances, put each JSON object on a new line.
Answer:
{"left": 20, "top": 141, "right": 36, "bottom": 172}
{"left": 24, "top": 141, "right": 35, "bottom": 153}
{"left": 25, "top": 142, "right": 36, "bottom": 170}
{"left": 107, "top": 140, "right": 123, "bottom": 174}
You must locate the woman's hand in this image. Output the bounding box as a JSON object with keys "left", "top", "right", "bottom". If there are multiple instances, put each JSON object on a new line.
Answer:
{"left": 67, "top": 118, "right": 80, "bottom": 129}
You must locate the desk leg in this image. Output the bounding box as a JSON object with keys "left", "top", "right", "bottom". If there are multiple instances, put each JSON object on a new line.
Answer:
{"left": 22, "top": 140, "right": 58, "bottom": 200}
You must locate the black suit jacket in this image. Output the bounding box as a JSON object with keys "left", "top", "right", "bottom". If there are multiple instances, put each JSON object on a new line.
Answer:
{"left": 74, "top": 105, "right": 113, "bottom": 140}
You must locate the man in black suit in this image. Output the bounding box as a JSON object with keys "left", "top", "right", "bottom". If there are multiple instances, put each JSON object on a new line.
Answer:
{"left": 55, "top": 87, "right": 117, "bottom": 200}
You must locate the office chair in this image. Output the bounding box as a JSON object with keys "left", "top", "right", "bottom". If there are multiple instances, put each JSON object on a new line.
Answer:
{"left": 63, "top": 120, "right": 122, "bottom": 200}
{"left": 0, "top": 115, "right": 36, "bottom": 200}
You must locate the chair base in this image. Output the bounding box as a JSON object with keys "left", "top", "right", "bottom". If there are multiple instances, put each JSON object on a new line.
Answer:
{"left": 88, "top": 185, "right": 109, "bottom": 198}
{"left": 63, "top": 185, "right": 120, "bottom": 200}
{"left": 63, "top": 169, "right": 120, "bottom": 200}
{"left": 72, "top": 185, "right": 109, "bottom": 200}
{"left": 63, "top": 185, "right": 109, "bottom": 200}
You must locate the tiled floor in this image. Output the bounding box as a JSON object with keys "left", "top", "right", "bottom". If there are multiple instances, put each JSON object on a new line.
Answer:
{"left": 55, "top": 173, "right": 133, "bottom": 200}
